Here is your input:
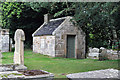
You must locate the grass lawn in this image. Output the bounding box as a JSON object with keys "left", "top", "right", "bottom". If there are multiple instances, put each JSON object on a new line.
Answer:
{"left": 2, "top": 50, "right": 119, "bottom": 78}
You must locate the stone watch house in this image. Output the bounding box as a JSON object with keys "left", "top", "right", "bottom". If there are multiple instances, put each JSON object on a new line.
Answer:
{"left": 32, "top": 14, "right": 86, "bottom": 59}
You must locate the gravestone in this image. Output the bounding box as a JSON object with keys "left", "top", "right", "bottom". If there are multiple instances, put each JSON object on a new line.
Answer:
{"left": 101, "top": 48, "right": 107, "bottom": 54}
{"left": 14, "top": 29, "right": 25, "bottom": 65}
{"left": 88, "top": 48, "right": 100, "bottom": 59}
{"left": 0, "top": 29, "right": 27, "bottom": 71}
{"left": 99, "top": 48, "right": 108, "bottom": 60}
{"left": 100, "top": 47, "right": 105, "bottom": 50}
{"left": 92, "top": 48, "right": 99, "bottom": 53}
{"left": 99, "top": 47, "right": 105, "bottom": 53}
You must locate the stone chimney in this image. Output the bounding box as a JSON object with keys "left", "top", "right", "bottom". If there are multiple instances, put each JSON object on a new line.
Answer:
{"left": 44, "top": 14, "right": 52, "bottom": 23}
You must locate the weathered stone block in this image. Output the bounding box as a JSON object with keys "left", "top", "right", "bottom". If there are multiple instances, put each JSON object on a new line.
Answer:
{"left": 0, "top": 29, "right": 10, "bottom": 52}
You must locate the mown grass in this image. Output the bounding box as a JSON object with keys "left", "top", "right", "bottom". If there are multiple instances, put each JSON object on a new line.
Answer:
{"left": 2, "top": 50, "right": 119, "bottom": 78}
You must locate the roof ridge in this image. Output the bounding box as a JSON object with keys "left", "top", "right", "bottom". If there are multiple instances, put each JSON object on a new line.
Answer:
{"left": 49, "top": 16, "right": 67, "bottom": 22}
{"left": 33, "top": 17, "right": 65, "bottom": 36}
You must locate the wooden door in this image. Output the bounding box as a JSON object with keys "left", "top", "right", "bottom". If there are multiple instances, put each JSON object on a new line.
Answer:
{"left": 67, "top": 35, "right": 75, "bottom": 58}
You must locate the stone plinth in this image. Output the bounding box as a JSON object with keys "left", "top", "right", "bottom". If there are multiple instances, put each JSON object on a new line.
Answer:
{"left": 0, "top": 64, "right": 27, "bottom": 72}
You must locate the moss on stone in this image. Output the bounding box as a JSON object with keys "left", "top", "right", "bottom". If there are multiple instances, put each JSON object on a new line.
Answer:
{"left": 0, "top": 73, "right": 22, "bottom": 78}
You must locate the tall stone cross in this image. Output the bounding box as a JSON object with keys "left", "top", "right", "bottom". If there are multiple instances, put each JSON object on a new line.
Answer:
{"left": 14, "top": 29, "right": 25, "bottom": 65}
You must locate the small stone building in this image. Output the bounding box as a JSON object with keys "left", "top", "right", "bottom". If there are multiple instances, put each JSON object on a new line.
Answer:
{"left": 0, "top": 29, "right": 10, "bottom": 52}
{"left": 32, "top": 14, "right": 86, "bottom": 59}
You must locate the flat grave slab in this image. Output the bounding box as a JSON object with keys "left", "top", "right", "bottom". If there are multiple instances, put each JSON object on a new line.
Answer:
{"left": 0, "top": 70, "right": 54, "bottom": 80}
{"left": 66, "top": 69, "right": 119, "bottom": 80}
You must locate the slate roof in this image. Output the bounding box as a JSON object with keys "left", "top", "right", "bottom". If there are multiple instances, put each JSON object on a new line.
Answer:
{"left": 34, "top": 18, "right": 65, "bottom": 36}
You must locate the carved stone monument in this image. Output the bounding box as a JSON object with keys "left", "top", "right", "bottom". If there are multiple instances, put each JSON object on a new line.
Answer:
{"left": 14, "top": 29, "right": 25, "bottom": 65}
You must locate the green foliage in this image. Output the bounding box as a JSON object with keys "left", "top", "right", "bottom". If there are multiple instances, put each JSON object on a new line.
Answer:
{"left": 1, "top": 2, "right": 44, "bottom": 45}
{"left": 1, "top": 2, "right": 75, "bottom": 47}
{"left": 1, "top": 2, "right": 119, "bottom": 49}
{"left": 74, "top": 2, "right": 120, "bottom": 49}
{"left": 0, "top": 2, "right": 3, "bottom": 27}
{"left": 29, "top": 2, "right": 50, "bottom": 13}
{"left": 89, "top": 33, "right": 94, "bottom": 39}
{"left": 11, "top": 47, "right": 15, "bottom": 52}
{"left": 29, "top": 2, "right": 75, "bottom": 18}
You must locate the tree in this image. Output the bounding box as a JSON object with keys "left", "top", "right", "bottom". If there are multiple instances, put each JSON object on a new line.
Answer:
{"left": 29, "top": 2, "right": 75, "bottom": 18}
{"left": 1, "top": 2, "right": 44, "bottom": 47}
{"left": 0, "top": 2, "right": 2, "bottom": 27}
{"left": 1, "top": 2, "right": 76, "bottom": 48}
{"left": 74, "top": 2, "right": 120, "bottom": 50}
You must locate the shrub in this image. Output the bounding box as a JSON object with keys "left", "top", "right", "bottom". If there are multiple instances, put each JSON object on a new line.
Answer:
{"left": 11, "top": 48, "right": 15, "bottom": 52}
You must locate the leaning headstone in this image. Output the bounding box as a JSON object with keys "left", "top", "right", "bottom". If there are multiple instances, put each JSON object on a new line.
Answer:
{"left": 99, "top": 47, "right": 105, "bottom": 53}
{"left": 99, "top": 48, "right": 109, "bottom": 61}
{"left": 101, "top": 48, "right": 107, "bottom": 54}
{"left": 14, "top": 29, "right": 25, "bottom": 65}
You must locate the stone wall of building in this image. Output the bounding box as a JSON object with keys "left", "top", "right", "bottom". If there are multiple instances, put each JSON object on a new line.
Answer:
{"left": 0, "top": 29, "right": 9, "bottom": 52}
{"left": 33, "top": 36, "right": 55, "bottom": 57}
{"left": 53, "top": 17, "right": 86, "bottom": 59}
